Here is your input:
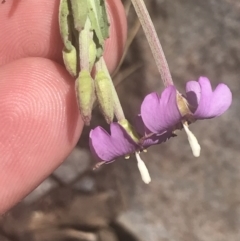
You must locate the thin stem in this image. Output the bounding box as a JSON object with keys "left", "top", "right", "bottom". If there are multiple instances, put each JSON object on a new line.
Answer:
{"left": 131, "top": 0, "right": 173, "bottom": 87}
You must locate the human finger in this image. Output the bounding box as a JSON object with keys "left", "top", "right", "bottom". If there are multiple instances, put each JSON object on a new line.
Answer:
{"left": 0, "top": 57, "right": 83, "bottom": 214}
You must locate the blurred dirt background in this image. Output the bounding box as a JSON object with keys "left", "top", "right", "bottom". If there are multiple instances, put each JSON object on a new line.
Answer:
{"left": 1, "top": 0, "right": 240, "bottom": 240}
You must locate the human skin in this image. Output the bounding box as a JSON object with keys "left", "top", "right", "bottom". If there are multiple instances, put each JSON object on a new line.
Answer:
{"left": 0, "top": 0, "right": 127, "bottom": 214}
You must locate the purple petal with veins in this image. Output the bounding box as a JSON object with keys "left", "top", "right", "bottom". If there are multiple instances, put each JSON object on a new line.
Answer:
{"left": 134, "top": 114, "right": 152, "bottom": 136}
{"left": 89, "top": 123, "right": 139, "bottom": 163}
{"left": 187, "top": 77, "right": 232, "bottom": 119}
{"left": 141, "top": 86, "right": 182, "bottom": 133}
{"left": 141, "top": 132, "right": 173, "bottom": 148}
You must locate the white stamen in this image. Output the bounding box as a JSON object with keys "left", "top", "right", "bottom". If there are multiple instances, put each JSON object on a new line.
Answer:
{"left": 183, "top": 124, "right": 201, "bottom": 157}
{"left": 135, "top": 152, "right": 151, "bottom": 184}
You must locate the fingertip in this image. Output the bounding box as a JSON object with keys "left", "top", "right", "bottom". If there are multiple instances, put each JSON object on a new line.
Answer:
{"left": 0, "top": 57, "right": 83, "bottom": 213}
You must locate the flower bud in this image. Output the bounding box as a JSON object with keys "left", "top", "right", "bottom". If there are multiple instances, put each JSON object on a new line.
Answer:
{"left": 95, "top": 70, "right": 114, "bottom": 124}
{"left": 75, "top": 70, "right": 95, "bottom": 125}
{"left": 62, "top": 47, "right": 77, "bottom": 77}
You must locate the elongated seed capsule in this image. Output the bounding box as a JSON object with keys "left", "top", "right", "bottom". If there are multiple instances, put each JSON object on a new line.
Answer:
{"left": 95, "top": 70, "right": 114, "bottom": 123}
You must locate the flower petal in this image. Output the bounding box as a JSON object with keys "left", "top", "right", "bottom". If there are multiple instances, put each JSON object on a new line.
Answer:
{"left": 142, "top": 132, "right": 173, "bottom": 148}
{"left": 134, "top": 114, "right": 151, "bottom": 136}
{"left": 89, "top": 123, "right": 138, "bottom": 162}
{"left": 134, "top": 115, "right": 172, "bottom": 148}
{"left": 186, "top": 80, "right": 201, "bottom": 112}
{"left": 193, "top": 77, "right": 232, "bottom": 119}
{"left": 141, "top": 86, "right": 182, "bottom": 133}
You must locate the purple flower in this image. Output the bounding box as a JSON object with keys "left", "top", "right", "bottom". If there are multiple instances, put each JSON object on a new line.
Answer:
{"left": 89, "top": 77, "right": 232, "bottom": 182}
{"left": 186, "top": 77, "right": 232, "bottom": 119}
{"left": 90, "top": 122, "right": 152, "bottom": 183}
{"left": 140, "top": 77, "right": 232, "bottom": 156}
{"left": 90, "top": 120, "right": 171, "bottom": 163}
{"left": 89, "top": 123, "right": 139, "bottom": 163}
{"left": 141, "top": 85, "right": 182, "bottom": 134}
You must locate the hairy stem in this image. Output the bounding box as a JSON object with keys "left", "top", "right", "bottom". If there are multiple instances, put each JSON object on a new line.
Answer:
{"left": 131, "top": 0, "right": 173, "bottom": 87}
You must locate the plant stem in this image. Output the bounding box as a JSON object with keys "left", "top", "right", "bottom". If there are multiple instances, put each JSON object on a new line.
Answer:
{"left": 79, "top": 18, "right": 92, "bottom": 70}
{"left": 131, "top": 0, "right": 173, "bottom": 87}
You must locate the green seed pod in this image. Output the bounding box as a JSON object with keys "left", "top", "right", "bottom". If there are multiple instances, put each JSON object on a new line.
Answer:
{"left": 75, "top": 70, "right": 95, "bottom": 125}
{"left": 95, "top": 70, "right": 114, "bottom": 123}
